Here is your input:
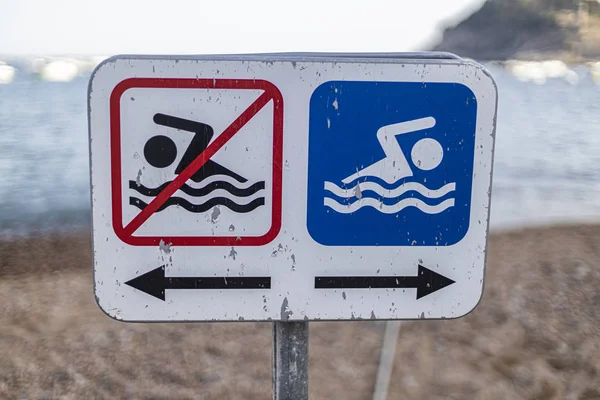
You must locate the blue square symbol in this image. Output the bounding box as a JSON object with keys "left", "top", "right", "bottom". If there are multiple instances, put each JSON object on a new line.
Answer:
{"left": 307, "top": 81, "right": 478, "bottom": 246}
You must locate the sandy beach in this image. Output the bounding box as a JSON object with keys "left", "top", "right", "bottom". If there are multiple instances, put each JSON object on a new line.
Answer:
{"left": 1, "top": 224, "right": 600, "bottom": 399}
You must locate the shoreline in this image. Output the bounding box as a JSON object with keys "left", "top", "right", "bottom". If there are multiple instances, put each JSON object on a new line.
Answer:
{"left": 2, "top": 55, "right": 600, "bottom": 85}
{"left": 1, "top": 217, "right": 598, "bottom": 241}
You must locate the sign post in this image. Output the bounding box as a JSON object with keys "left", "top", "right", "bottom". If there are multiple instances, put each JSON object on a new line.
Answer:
{"left": 272, "top": 321, "right": 309, "bottom": 400}
{"left": 88, "top": 52, "right": 497, "bottom": 398}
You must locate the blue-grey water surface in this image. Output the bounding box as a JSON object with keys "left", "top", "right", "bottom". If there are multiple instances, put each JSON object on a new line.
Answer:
{"left": 0, "top": 62, "right": 599, "bottom": 236}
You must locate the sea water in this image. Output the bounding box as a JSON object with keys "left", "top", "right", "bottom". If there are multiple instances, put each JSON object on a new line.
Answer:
{"left": 0, "top": 62, "right": 599, "bottom": 236}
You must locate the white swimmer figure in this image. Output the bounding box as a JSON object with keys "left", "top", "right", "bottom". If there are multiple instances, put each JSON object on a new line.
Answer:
{"left": 342, "top": 116, "right": 437, "bottom": 185}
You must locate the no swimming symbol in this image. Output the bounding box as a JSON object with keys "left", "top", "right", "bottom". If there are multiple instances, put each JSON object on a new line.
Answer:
{"left": 129, "top": 113, "right": 266, "bottom": 214}
{"left": 109, "top": 77, "right": 284, "bottom": 247}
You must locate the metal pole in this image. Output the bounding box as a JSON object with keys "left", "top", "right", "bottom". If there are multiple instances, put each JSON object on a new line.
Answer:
{"left": 272, "top": 321, "right": 309, "bottom": 400}
{"left": 372, "top": 321, "right": 402, "bottom": 400}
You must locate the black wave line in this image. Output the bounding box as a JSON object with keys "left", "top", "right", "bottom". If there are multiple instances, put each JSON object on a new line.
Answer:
{"left": 129, "top": 180, "right": 265, "bottom": 197}
{"left": 130, "top": 196, "right": 265, "bottom": 213}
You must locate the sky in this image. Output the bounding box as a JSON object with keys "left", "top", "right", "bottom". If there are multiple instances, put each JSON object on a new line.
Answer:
{"left": 0, "top": 0, "right": 485, "bottom": 56}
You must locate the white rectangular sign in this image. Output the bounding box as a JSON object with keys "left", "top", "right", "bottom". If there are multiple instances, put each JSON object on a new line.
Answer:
{"left": 88, "top": 53, "right": 497, "bottom": 322}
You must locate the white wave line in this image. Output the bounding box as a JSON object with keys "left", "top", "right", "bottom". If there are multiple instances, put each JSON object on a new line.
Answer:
{"left": 131, "top": 188, "right": 266, "bottom": 203}
{"left": 324, "top": 181, "right": 455, "bottom": 199}
{"left": 324, "top": 197, "right": 455, "bottom": 214}
{"left": 184, "top": 174, "right": 263, "bottom": 189}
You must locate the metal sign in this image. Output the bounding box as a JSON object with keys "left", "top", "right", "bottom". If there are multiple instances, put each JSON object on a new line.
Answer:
{"left": 89, "top": 53, "right": 497, "bottom": 322}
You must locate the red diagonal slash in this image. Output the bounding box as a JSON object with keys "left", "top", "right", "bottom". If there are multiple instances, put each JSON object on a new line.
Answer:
{"left": 122, "top": 90, "right": 274, "bottom": 237}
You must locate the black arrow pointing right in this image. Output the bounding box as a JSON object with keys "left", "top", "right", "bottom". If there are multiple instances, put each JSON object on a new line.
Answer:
{"left": 314, "top": 265, "right": 455, "bottom": 299}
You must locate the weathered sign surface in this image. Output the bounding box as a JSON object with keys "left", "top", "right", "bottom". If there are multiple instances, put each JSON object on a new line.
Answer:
{"left": 88, "top": 54, "right": 497, "bottom": 321}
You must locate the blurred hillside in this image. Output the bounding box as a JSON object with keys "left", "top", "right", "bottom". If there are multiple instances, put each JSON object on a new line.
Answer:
{"left": 431, "top": 0, "right": 600, "bottom": 61}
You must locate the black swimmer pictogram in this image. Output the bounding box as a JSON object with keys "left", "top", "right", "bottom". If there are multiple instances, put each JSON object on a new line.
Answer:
{"left": 129, "top": 113, "right": 266, "bottom": 214}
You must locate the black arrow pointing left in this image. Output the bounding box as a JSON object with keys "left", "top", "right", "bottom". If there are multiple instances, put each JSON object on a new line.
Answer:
{"left": 125, "top": 266, "right": 271, "bottom": 301}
